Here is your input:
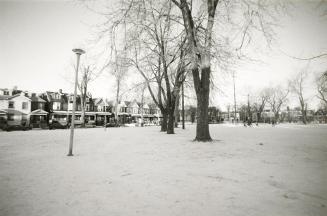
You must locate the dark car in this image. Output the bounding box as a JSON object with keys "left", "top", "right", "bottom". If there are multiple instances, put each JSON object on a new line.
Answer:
{"left": 49, "top": 120, "right": 69, "bottom": 130}
{"left": 105, "top": 122, "right": 120, "bottom": 127}
{"left": 3, "top": 122, "right": 32, "bottom": 132}
{"left": 85, "top": 121, "right": 96, "bottom": 128}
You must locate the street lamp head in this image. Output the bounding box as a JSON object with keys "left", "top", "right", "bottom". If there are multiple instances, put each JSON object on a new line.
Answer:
{"left": 72, "top": 48, "right": 85, "bottom": 55}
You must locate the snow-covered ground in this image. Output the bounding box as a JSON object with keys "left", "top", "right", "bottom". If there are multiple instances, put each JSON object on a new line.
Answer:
{"left": 0, "top": 124, "right": 326, "bottom": 216}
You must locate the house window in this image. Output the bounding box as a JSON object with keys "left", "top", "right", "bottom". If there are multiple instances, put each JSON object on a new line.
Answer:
{"left": 8, "top": 114, "right": 14, "bottom": 121}
{"left": 86, "top": 104, "right": 90, "bottom": 111}
{"left": 53, "top": 102, "right": 60, "bottom": 110}
{"left": 4, "top": 91, "right": 9, "bottom": 95}
{"left": 8, "top": 101, "right": 14, "bottom": 108}
{"left": 22, "top": 102, "right": 28, "bottom": 109}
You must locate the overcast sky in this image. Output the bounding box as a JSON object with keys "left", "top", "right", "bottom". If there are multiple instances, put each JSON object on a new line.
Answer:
{"left": 1, "top": 0, "right": 327, "bottom": 110}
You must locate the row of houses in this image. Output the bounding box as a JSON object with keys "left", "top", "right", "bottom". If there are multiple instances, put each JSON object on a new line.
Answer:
{"left": 0, "top": 87, "right": 162, "bottom": 129}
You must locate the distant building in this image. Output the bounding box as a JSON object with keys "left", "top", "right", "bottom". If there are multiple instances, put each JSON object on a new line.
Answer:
{"left": 0, "top": 88, "right": 48, "bottom": 128}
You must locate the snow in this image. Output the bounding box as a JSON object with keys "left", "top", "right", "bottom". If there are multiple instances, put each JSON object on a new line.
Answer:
{"left": 0, "top": 124, "right": 326, "bottom": 216}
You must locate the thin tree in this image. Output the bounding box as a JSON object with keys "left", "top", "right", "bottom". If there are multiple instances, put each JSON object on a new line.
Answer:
{"left": 232, "top": 71, "right": 237, "bottom": 123}
{"left": 77, "top": 65, "right": 94, "bottom": 128}
{"left": 316, "top": 71, "right": 327, "bottom": 106}
{"left": 117, "top": 0, "right": 189, "bottom": 134}
{"left": 289, "top": 68, "right": 309, "bottom": 124}
{"left": 267, "top": 86, "right": 289, "bottom": 123}
{"left": 252, "top": 88, "right": 270, "bottom": 123}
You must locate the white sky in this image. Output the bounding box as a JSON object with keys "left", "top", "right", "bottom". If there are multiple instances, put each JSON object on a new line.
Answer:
{"left": 0, "top": 0, "right": 327, "bottom": 111}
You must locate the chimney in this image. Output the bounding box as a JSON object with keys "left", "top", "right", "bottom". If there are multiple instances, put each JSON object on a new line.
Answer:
{"left": 59, "top": 89, "right": 62, "bottom": 94}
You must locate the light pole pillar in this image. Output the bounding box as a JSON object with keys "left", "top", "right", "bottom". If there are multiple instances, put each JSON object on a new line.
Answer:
{"left": 68, "top": 48, "right": 85, "bottom": 156}
{"left": 182, "top": 80, "right": 185, "bottom": 129}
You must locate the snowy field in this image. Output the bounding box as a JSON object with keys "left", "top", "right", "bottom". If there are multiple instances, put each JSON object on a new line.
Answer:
{"left": 0, "top": 124, "right": 326, "bottom": 216}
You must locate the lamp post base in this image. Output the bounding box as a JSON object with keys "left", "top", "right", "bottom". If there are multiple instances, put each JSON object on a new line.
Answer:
{"left": 67, "top": 153, "right": 74, "bottom": 156}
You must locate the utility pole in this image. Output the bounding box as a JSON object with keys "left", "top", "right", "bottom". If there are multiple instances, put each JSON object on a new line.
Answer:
{"left": 140, "top": 84, "right": 146, "bottom": 127}
{"left": 182, "top": 79, "right": 185, "bottom": 129}
{"left": 68, "top": 48, "right": 85, "bottom": 156}
{"left": 232, "top": 71, "right": 237, "bottom": 123}
{"left": 247, "top": 93, "right": 251, "bottom": 122}
{"left": 104, "top": 99, "right": 107, "bottom": 131}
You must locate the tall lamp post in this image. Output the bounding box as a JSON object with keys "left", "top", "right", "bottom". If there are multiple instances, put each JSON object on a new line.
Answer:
{"left": 68, "top": 48, "right": 85, "bottom": 156}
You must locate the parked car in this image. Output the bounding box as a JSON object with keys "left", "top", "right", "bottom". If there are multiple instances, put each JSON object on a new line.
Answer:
{"left": 105, "top": 122, "right": 120, "bottom": 127}
{"left": 85, "top": 121, "right": 96, "bottom": 128}
{"left": 49, "top": 120, "right": 69, "bottom": 130}
{"left": 0, "top": 117, "right": 7, "bottom": 130}
{"left": 3, "top": 122, "right": 32, "bottom": 132}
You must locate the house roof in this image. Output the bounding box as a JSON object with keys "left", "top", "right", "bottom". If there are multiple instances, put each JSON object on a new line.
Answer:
{"left": 128, "top": 100, "right": 139, "bottom": 108}
{"left": 29, "top": 95, "right": 46, "bottom": 103}
{"left": 0, "top": 109, "right": 7, "bottom": 115}
{"left": 46, "top": 91, "right": 68, "bottom": 102}
{"left": 0, "top": 95, "right": 11, "bottom": 100}
{"left": 2, "top": 109, "right": 27, "bottom": 115}
{"left": 93, "top": 98, "right": 104, "bottom": 106}
{"left": 30, "top": 109, "right": 48, "bottom": 115}
{"left": 8, "top": 93, "right": 31, "bottom": 101}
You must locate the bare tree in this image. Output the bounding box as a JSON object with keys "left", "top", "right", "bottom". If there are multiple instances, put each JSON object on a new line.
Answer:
{"left": 77, "top": 65, "right": 94, "bottom": 127}
{"left": 174, "top": 92, "right": 180, "bottom": 127}
{"left": 316, "top": 70, "right": 327, "bottom": 106}
{"left": 89, "top": 0, "right": 286, "bottom": 138}
{"left": 111, "top": 51, "right": 128, "bottom": 124}
{"left": 171, "top": 0, "right": 287, "bottom": 140}
{"left": 289, "top": 68, "right": 309, "bottom": 124}
{"left": 111, "top": 0, "right": 189, "bottom": 134}
{"left": 267, "top": 86, "right": 289, "bottom": 123}
{"left": 171, "top": 0, "right": 219, "bottom": 141}
{"left": 252, "top": 88, "right": 270, "bottom": 123}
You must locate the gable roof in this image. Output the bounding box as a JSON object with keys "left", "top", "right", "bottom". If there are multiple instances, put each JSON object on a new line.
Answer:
{"left": 128, "top": 100, "right": 139, "bottom": 108}
{"left": 9, "top": 93, "right": 32, "bottom": 101}
{"left": 30, "top": 109, "right": 48, "bottom": 115}
{"left": 29, "top": 95, "right": 46, "bottom": 103}
{"left": 0, "top": 109, "right": 7, "bottom": 115}
{"left": 93, "top": 98, "right": 104, "bottom": 106}
{"left": 0, "top": 95, "right": 11, "bottom": 100}
{"left": 2, "top": 109, "right": 27, "bottom": 115}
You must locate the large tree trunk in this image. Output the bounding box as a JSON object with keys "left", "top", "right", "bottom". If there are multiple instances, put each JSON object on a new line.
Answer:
{"left": 301, "top": 108, "right": 307, "bottom": 124}
{"left": 174, "top": 94, "right": 180, "bottom": 128}
{"left": 194, "top": 67, "right": 211, "bottom": 141}
{"left": 257, "top": 112, "right": 261, "bottom": 123}
{"left": 167, "top": 109, "right": 175, "bottom": 134}
{"left": 80, "top": 98, "right": 86, "bottom": 128}
{"left": 161, "top": 111, "right": 168, "bottom": 132}
{"left": 274, "top": 111, "right": 280, "bottom": 123}
{"left": 81, "top": 106, "right": 85, "bottom": 127}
